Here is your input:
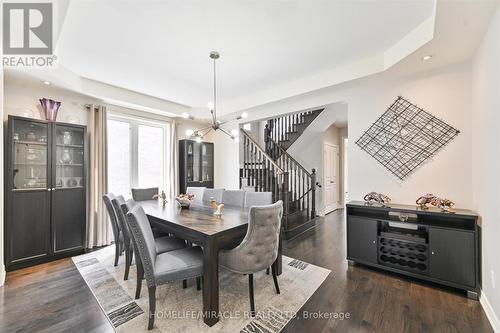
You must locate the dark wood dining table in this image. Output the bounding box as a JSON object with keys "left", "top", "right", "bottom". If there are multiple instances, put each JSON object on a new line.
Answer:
{"left": 140, "top": 200, "right": 282, "bottom": 326}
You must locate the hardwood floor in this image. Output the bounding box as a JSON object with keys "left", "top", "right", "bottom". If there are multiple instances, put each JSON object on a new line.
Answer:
{"left": 0, "top": 258, "right": 114, "bottom": 333}
{"left": 0, "top": 210, "right": 493, "bottom": 332}
{"left": 282, "top": 210, "right": 493, "bottom": 333}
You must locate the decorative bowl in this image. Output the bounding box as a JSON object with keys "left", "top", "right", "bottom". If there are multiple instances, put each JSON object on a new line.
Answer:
{"left": 175, "top": 197, "right": 192, "bottom": 208}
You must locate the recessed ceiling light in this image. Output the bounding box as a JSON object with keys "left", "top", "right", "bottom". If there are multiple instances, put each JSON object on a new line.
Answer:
{"left": 43, "top": 80, "right": 51, "bottom": 85}
{"left": 422, "top": 55, "right": 433, "bottom": 61}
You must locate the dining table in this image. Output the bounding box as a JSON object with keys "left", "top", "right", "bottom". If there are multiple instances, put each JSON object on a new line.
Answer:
{"left": 140, "top": 200, "right": 283, "bottom": 327}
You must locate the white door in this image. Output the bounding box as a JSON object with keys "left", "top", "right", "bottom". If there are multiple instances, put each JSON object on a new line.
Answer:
{"left": 324, "top": 143, "right": 339, "bottom": 213}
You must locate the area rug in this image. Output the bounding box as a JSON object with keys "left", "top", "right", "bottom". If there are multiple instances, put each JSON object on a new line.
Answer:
{"left": 72, "top": 246, "right": 330, "bottom": 332}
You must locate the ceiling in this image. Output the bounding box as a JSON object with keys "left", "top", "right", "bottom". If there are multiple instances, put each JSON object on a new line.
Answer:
{"left": 53, "top": 0, "right": 435, "bottom": 116}
{"left": 7, "top": 0, "right": 499, "bottom": 120}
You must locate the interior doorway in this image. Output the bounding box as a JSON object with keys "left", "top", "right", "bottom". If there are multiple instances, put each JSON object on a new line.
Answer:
{"left": 323, "top": 142, "right": 340, "bottom": 214}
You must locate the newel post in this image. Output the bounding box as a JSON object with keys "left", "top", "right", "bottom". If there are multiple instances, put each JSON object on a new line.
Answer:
{"left": 281, "top": 171, "right": 289, "bottom": 228}
{"left": 264, "top": 124, "right": 270, "bottom": 152}
{"left": 311, "top": 168, "right": 317, "bottom": 218}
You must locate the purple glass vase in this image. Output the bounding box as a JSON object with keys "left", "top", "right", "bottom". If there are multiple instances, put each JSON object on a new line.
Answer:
{"left": 39, "top": 98, "right": 61, "bottom": 122}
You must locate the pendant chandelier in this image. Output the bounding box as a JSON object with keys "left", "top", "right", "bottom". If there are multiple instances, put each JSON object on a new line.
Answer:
{"left": 185, "top": 51, "right": 247, "bottom": 142}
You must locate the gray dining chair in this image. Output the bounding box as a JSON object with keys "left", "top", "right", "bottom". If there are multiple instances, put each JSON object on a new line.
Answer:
{"left": 219, "top": 201, "right": 283, "bottom": 316}
{"left": 132, "top": 187, "right": 159, "bottom": 201}
{"left": 131, "top": 187, "right": 169, "bottom": 238}
{"left": 103, "top": 193, "right": 123, "bottom": 266}
{"left": 222, "top": 189, "right": 245, "bottom": 207}
{"left": 202, "top": 188, "right": 225, "bottom": 202}
{"left": 186, "top": 187, "right": 206, "bottom": 202}
{"left": 126, "top": 205, "right": 204, "bottom": 330}
{"left": 244, "top": 192, "right": 273, "bottom": 207}
{"left": 120, "top": 199, "right": 188, "bottom": 295}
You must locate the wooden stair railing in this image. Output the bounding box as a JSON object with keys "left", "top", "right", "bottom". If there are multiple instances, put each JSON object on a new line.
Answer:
{"left": 241, "top": 129, "right": 318, "bottom": 238}
{"left": 241, "top": 129, "right": 290, "bottom": 230}
{"left": 265, "top": 136, "right": 317, "bottom": 219}
{"left": 265, "top": 109, "right": 324, "bottom": 152}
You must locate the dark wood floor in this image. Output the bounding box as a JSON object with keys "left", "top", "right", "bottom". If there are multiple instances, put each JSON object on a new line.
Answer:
{"left": 0, "top": 210, "right": 493, "bottom": 332}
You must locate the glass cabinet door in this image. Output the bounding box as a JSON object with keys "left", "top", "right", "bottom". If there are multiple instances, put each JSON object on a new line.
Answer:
{"left": 12, "top": 119, "right": 49, "bottom": 190}
{"left": 201, "top": 143, "right": 213, "bottom": 182}
{"left": 54, "top": 125, "right": 85, "bottom": 189}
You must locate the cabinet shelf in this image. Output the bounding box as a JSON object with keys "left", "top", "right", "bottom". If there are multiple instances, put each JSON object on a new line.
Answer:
{"left": 14, "top": 140, "right": 47, "bottom": 146}
{"left": 56, "top": 144, "right": 84, "bottom": 148}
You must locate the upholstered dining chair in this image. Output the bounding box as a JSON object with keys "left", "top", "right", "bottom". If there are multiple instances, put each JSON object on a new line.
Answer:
{"left": 131, "top": 187, "right": 159, "bottom": 201}
{"left": 219, "top": 201, "right": 283, "bottom": 316}
{"left": 244, "top": 191, "right": 273, "bottom": 208}
{"left": 186, "top": 186, "right": 206, "bottom": 202}
{"left": 202, "top": 188, "right": 225, "bottom": 202}
{"left": 131, "top": 187, "right": 169, "bottom": 238}
{"left": 120, "top": 199, "right": 188, "bottom": 295}
{"left": 222, "top": 189, "right": 246, "bottom": 207}
{"left": 103, "top": 193, "right": 123, "bottom": 266}
{"left": 126, "top": 205, "right": 204, "bottom": 330}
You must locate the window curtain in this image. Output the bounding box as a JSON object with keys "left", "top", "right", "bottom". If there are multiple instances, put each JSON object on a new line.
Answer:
{"left": 87, "top": 104, "right": 112, "bottom": 248}
{"left": 167, "top": 120, "right": 179, "bottom": 200}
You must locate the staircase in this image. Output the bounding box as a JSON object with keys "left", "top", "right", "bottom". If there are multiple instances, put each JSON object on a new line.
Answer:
{"left": 240, "top": 109, "right": 324, "bottom": 239}
{"left": 265, "top": 109, "right": 323, "bottom": 152}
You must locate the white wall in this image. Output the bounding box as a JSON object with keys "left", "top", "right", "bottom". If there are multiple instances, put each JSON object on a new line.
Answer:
{"left": 347, "top": 65, "right": 473, "bottom": 207}
{"left": 472, "top": 6, "right": 500, "bottom": 331}
{"left": 224, "top": 62, "right": 474, "bottom": 208}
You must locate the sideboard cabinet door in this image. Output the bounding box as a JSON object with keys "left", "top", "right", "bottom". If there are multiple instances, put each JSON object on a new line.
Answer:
{"left": 347, "top": 216, "right": 378, "bottom": 264}
{"left": 429, "top": 228, "right": 475, "bottom": 287}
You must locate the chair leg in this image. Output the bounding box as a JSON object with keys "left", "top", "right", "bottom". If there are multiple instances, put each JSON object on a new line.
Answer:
{"left": 248, "top": 274, "right": 255, "bottom": 317}
{"left": 271, "top": 264, "right": 280, "bottom": 294}
{"left": 183, "top": 279, "right": 187, "bottom": 289}
{"left": 148, "top": 286, "right": 156, "bottom": 330}
{"left": 266, "top": 268, "right": 270, "bottom": 275}
{"left": 135, "top": 260, "right": 143, "bottom": 299}
{"left": 196, "top": 276, "right": 201, "bottom": 290}
{"left": 124, "top": 246, "right": 131, "bottom": 280}
{"left": 114, "top": 242, "right": 120, "bottom": 266}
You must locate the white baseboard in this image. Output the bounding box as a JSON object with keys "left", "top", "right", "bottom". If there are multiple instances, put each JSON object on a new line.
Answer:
{"left": 481, "top": 291, "right": 500, "bottom": 333}
{"left": 0, "top": 264, "right": 5, "bottom": 287}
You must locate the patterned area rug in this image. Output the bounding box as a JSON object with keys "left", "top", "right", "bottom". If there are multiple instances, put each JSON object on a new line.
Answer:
{"left": 72, "top": 246, "right": 330, "bottom": 332}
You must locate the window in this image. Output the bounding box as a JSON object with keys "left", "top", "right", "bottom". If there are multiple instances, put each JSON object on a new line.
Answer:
{"left": 107, "top": 113, "right": 170, "bottom": 198}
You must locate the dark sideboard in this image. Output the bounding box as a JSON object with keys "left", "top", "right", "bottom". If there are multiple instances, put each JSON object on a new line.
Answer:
{"left": 346, "top": 201, "right": 481, "bottom": 299}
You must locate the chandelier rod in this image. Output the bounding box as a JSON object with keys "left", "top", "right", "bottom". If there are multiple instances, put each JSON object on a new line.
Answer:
{"left": 213, "top": 53, "right": 217, "bottom": 123}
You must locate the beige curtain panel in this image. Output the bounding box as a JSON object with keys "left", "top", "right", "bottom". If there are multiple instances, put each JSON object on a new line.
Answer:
{"left": 168, "top": 120, "right": 179, "bottom": 200}
{"left": 87, "top": 104, "right": 112, "bottom": 248}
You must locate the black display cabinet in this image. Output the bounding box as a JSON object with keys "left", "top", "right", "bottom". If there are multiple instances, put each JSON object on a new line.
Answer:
{"left": 346, "top": 201, "right": 481, "bottom": 299}
{"left": 179, "top": 139, "right": 214, "bottom": 194}
{"left": 5, "top": 115, "right": 87, "bottom": 271}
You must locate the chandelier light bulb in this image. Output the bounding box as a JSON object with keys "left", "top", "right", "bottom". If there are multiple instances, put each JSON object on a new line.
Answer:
{"left": 241, "top": 112, "right": 248, "bottom": 119}
{"left": 182, "top": 112, "right": 190, "bottom": 119}
{"left": 195, "top": 136, "right": 202, "bottom": 143}
{"left": 231, "top": 129, "right": 239, "bottom": 137}
{"left": 207, "top": 102, "right": 214, "bottom": 110}
{"left": 185, "top": 129, "right": 194, "bottom": 136}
